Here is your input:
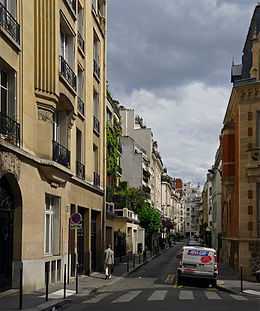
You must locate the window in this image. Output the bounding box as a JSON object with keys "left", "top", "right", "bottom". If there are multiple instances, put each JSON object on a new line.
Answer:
{"left": 93, "top": 90, "right": 99, "bottom": 119}
{"left": 106, "top": 107, "right": 112, "bottom": 127}
{"left": 0, "top": 68, "right": 16, "bottom": 116}
{"left": 92, "top": 0, "right": 96, "bottom": 11}
{"left": 98, "top": 0, "right": 105, "bottom": 17}
{"left": 60, "top": 22, "right": 75, "bottom": 69}
{"left": 0, "top": 0, "right": 16, "bottom": 18}
{"left": 76, "top": 128, "right": 82, "bottom": 163}
{"left": 53, "top": 111, "right": 67, "bottom": 148}
{"left": 78, "top": 67, "right": 84, "bottom": 100}
{"left": 258, "top": 184, "right": 260, "bottom": 237}
{"left": 93, "top": 144, "right": 98, "bottom": 173}
{"left": 45, "top": 196, "right": 60, "bottom": 255}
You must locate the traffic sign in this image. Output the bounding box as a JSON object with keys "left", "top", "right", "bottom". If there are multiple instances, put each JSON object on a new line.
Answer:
{"left": 71, "top": 213, "right": 82, "bottom": 224}
{"left": 70, "top": 222, "right": 82, "bottom": 230}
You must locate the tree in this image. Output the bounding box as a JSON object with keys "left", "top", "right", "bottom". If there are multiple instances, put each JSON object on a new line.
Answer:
{"left": 138, "top": 204, "right": 161, "bottom": 238}
{"left": 113, "top": 185, "right": 148, "bottom": 213}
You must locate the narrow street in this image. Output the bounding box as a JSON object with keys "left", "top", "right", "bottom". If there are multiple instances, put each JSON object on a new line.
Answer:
{"left": 61, "top": 244, "right": 259, "bottom": 311}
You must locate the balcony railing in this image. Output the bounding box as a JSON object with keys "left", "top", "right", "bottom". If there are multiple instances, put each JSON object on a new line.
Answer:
{"left": 93, "top": 59, "right": 100, "bottom": 78}
{"left": 0, "top": 3, "right": 20, "bottom": 44}
{"left": 117, "top": 165, "right": 122, "bottom": 175}
{"left": 93, "top": 116, "right": 100, "bottom": 134}
{"left": 76, "top": 161, "right": 85, "bottom": 180}
{"left": 93, "top": 172, "right": 100, "bottom": 186}
{"left": 77, "top": 97, "right": 84, "bottom": 115}
{"left": 59, "top": 56, "right": 77, "bottom": 91}
{"left": 67, "top": 0, "right": 76, "bottom": 14}
{"left": 0, "top": 112, "right": 20, "bottom": 147}
{"left": 118, "top": 142, "right": 122, "bottom": 154}
{"left": 53, "top": 141, "right": 70, "bottom": 168}
{"left": 77, "top": 31, "right": 85, "bottom": 53}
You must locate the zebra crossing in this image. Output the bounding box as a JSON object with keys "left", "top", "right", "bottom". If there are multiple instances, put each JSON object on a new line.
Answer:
{"left": 82, "top": 289, "right": 251, "bottom": 304}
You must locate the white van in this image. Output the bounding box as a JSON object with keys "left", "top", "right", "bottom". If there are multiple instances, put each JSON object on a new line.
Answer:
{"left": 177, "top": 246, "right": 218, "bottom": 286}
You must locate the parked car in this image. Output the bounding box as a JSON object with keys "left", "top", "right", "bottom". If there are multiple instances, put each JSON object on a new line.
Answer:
{"left": 176, "top": 246, "right": 218, "bottom": 286}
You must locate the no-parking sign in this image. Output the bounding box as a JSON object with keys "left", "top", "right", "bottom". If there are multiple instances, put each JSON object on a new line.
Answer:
{"left": 70, "top": 213, "right": 82, "bottom": 229}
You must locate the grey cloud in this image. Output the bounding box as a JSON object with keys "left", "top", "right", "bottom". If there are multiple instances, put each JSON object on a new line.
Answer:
{"left": 107, "top": 0, "right": 256, "bottom": 93}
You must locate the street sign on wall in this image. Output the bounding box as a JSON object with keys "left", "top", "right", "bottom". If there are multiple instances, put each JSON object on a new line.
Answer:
{"left": 70, "top": 213, "right": 82, "bottom": 230}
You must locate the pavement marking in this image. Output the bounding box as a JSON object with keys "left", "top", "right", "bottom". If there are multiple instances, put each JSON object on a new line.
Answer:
{"left": 39, "top": 289, "right": 75, "bottom": 299}
{"left": 112, "top": 290, "right": 142, "bottom": 303}
{"left": 179, "top": 290, "right": 194, "bottom": 300}
{"left": 147, "top": 290, "right": 168, "bottom": 301}
{"left": 165, "top": 274, "right": 175, "bottom": 284}
{"left": 205, "top": 291, "right": 222, "bottom": 300}
{"left": 243, "top": 290, "right": 260, "bottom": 296}
{"left": 83, "top": 292, "right": 111, "bottom": 303}
{"left": 229, "top": 294, "right": 248, "bottom": 301}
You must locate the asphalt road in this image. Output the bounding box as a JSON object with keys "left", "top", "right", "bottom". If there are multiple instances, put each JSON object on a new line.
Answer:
{"left": 62, "top": 244, "right": 259, "bottom": 311}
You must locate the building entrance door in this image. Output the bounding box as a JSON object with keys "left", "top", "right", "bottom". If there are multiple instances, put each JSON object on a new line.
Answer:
{"left": 0, "top": 178, "right": 14, "bottom": 292}
{"left": 77, "top": 207, "right": 84, "bottom": 274}
{"left": 91, "top": 213, "right": 96, "bottom": 271}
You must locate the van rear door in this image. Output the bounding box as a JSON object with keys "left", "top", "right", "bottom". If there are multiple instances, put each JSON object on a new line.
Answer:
{"left": 183, "top": 248, "right": 215, "bottom": 274}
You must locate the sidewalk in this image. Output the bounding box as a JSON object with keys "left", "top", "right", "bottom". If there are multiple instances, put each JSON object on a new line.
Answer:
{"left": 217, "top": 260, "right": 260, "bottom": 297}
{"left": 0, "top": 246, "right": 172, "bottom": 311}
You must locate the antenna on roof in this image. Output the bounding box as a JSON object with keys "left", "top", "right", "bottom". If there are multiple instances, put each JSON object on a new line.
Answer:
{"left": 232, "top": 57, "right": 234, "bottom": 66}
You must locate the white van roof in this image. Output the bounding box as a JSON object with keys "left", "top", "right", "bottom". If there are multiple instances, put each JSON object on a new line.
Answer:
{"left": 183, "top": 246, "right": 216, "bottom": 253}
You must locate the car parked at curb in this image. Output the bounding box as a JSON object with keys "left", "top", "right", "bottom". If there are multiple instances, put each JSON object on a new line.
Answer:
{"left": 177, "top": 246, "right": 218, "bottom": 286}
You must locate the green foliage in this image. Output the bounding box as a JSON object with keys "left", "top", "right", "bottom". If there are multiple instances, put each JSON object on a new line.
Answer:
{"left": 113, "top": 186, "right": 148, "bottom": 213}
{"left": 106, "top": 119, "right": 122, "bottom": 187}
{"left": 138, "top": 204, "right": 161, "bottom": 237}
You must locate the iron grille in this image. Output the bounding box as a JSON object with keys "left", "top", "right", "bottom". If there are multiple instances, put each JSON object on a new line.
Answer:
{"left": 53, "top": 140, "right": 70, "bottom": 168}
{"left": 76, "top": 161, "right": 85, "bottom": 180}
{"left": 0, "top": 3, "right": 20, "bottom": 44}
{"left": 59, "top": 55, "right": 77, "bottom": 91}
{"left": 77, "top": 97, "right": 84, "bottom": 115}
{"left": 0, "top": 112, "right": 20, "bottom": 147}
{"left": 77, "top": 31, "right": 85, "bottom": 53}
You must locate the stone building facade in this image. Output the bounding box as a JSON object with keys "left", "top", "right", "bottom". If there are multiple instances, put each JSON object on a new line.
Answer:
{"left": 220, "top": 4, "right": 260, "bottom": 280}
{"left": 0, "top": 0, "right": 107, "bottom": 291}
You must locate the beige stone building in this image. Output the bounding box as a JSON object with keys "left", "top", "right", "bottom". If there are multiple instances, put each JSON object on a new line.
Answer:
{"left": 0, "top": 0, "right": 107, "bottom": 291}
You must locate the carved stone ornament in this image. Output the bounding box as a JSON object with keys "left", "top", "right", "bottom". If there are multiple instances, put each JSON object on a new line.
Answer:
{"left": 38, "top": 108, "right": 53, "bottom": 123}
{"left": 0, "top": 152, "right": 21, "bottom": 181}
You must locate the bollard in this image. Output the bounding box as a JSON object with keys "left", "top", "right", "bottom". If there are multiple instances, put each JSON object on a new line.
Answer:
{"left": 133, "top": 254, "right": 135, "bottom": 268}
{"left": 143, "top": 251, "right": 146, "bottom": 262}
{"left": 76, "top": 264, "right": 79, "bottom": 294}
{"left": 19, "top": 268, "right": 23, "bottom": 310}
{"left": 45, "top": 263, "right": 49, "bottom": 302}
{"left": 127, "top": 256, "right": 129, "bottom": 272}
{"left": 64, "top": 264, "right": 67, "bottom": 299}
{"left": 240, "top": 265, "right": 243, "bottom": 292}
{"left": 139, "top": 253, "right": 141, "bottom": 264}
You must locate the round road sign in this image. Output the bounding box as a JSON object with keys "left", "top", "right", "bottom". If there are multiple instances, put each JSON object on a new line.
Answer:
{"left": 71, "top": 213, "right": 82, "bottom": 224}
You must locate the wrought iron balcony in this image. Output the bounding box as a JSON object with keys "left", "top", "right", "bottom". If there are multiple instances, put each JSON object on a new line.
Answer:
{"left": 117, "top": 165, "right": 122, "bottom": 175}
{"left": 77, "top": 31, "right": 85, "bottom": 53}
{"left": 59, "top": 56, "right": 77, "bottom": 91}
{"left": 93, "top": 172, "right": 100, "bottom": 186}
{"left": 93, "top": 59, "right": 100, "bottom": 78}
{"left": 0, "top": 112, "right": 20, "bottom": 147}
{"left": 76, "top": 161, "right": 85, "bottom": 180}
{"left": 77, "top": 97, "right": 84, "bottom": 115}
{"left": 53, "top": 141, "right": 70, "bottom": 168}
{"left": 67, "top": 0, "right": 76, "bottom": 14}
{"left": 93, "top": 116, "right": 100, "bottom": 134}
{"left": 0, "top": 3, "right": 20, "bottom": 44}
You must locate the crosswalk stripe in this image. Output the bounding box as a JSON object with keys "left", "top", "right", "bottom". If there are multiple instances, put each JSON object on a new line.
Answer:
{"left": 148, "top": 290, "right": 168, "bottom": 301}
{"left": 205, "top": 291, "right": 222, "bottom": 300}
{"left": 229, "top": 294, "right": 248, "bottom": 301}
{"left": 112, "top": 290, "right": 142, "bottom": 303}
{"left": 83, "top": 292, "right": 111, "bottom": 303}
{"left": 179, "top": 290, "right": 194, "bottom": 300}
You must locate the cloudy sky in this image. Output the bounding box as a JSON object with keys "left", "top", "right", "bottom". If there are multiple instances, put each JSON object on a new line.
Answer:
{"left": 106, "top": 0, "right": 257, "bottom": 186}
